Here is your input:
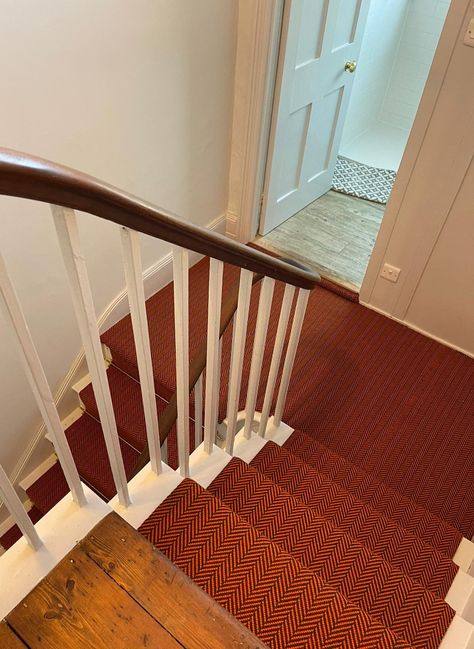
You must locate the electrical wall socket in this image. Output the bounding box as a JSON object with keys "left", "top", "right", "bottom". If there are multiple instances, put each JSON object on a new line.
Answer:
{"left": 381, "top": 263, "right": 401, "bottom": 283}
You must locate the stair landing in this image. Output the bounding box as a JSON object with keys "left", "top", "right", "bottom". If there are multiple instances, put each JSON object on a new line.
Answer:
{"left": 3, "top": 512, "right": 266, "bottom": 649}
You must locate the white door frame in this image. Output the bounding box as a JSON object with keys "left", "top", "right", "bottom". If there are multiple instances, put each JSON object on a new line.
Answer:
{"left": 226, "top": 0, "right": 467, "bottom": 297}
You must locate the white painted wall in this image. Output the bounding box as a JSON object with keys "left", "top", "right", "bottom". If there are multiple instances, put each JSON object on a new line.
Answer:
{"left": 403, "top": 157, "right": 474, "bottom": 353}
{"left": 382, "top": 0, "right": 451, "bottom": 131}
{"left": 0, "top": 1, "right": 237, "bottom": 482}
{"left": 361, "top": 0, "right": 474, "bottom": 357}
{"left": 342, "top": 0, "right": 450, "bottom": 162}
{"left": 341, "top": 0, "right": 409, "bottom": 147}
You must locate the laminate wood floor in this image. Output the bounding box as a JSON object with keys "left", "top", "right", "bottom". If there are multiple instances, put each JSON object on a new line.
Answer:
{"left": 255, "top": 190, "right": 385, "bottom": 291}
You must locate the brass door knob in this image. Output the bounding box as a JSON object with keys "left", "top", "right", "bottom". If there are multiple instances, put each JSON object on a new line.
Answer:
{"left": 344, "top": 60, "right": 357, "bottom": 73}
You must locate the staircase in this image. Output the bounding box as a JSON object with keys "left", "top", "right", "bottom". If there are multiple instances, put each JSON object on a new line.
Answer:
{"left": 0, "top": 149, "right": 473, "bottom": 648}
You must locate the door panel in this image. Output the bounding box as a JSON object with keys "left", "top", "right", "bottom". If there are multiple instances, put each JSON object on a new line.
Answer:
{"left": 260, "top": 0, "right": 370, "bottom": 235}
{"left": 296, "top": 0, "right": 328, "bottom": 65}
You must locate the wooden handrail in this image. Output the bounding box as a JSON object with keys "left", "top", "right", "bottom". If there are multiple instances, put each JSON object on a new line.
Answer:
{"left": 0, "top": 148, "right": 319, "bottom": 290}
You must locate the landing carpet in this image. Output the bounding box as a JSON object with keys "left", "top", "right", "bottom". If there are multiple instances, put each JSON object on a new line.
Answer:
{"left": 102, "top": 258, "right": 474, "bottom": 538}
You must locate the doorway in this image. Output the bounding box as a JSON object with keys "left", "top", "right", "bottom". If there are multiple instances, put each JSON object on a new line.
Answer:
{"left": 255, "top": 0, "right": 452, "bottom": 292}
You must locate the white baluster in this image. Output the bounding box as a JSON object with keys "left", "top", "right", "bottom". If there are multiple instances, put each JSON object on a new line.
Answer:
{"left": 0, "top": 464, "right": 41, "bottom": 550}
{"left": 273, "top": 289, "right": 309, "bottom": 427}
{"left": 172, "top": 247, "right": 190, "bottom": 477}
{"left": 0, "top": 251, "right": 86, "bottom": 507}
{"left": 243, "top": 277, "right": 275, "bottom": 439}
{"left": 194, "top": 374, "right": 203, "bottom": 448}
{"left": 52, "top": 206, "right": 131, "bottom": 506}
{"left": 258, "top": 284, "right": 295, "bottom": 437}
{"left": 225, "top": 269, "right": 253, "bottom": 455}
{"left": 203, "top": 258, "right": 224, "bottom": 453}
{"left": 121, "top": 228, "right": 161, "bottom": 474}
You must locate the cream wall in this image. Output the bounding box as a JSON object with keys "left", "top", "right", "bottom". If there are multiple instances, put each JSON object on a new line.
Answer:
{"left": 0, "top": 1, "right": 237, "bottom": 478}
{"left": 360, "top": 0, "right": 474, "bottom": 356}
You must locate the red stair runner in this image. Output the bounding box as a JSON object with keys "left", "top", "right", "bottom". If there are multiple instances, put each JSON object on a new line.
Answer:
{"left": 79, "top": 364, "right": 198, "bottom": 470}
{"left": 251, "top": 442, "right": 460, "bottom": 570}
{"left": 208, "top": 457, "right": 457, "bottom": 599}
{"left": 24, "top": 413, "right": 140, "bottom": 519}
{"left": 208, "top": 457, "right": 454, "bottom": 648}
{"left": 139, "top": 479, "right": 416, "bottom": 649}
{"left": 26, "top": 462, "right": 69, "bottom": 515}
{"left": 62, "top": 413, "right": 139, "bottom": 500}
{"left": 283, "top": 430, "right": 462, "bottom": 556}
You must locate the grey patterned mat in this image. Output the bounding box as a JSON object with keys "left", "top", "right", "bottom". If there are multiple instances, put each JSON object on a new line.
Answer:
{"left": 332, "top": 155, "right": 396, "bottom": 204}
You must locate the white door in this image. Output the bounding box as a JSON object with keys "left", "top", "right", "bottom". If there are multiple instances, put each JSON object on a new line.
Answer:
{"left": 260, "top": 0, "right": 370, "bottom": 235}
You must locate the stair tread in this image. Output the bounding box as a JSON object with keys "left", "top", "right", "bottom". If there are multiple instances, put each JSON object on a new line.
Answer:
{"left": 284, "top": 429, "right": 462, "bottom": 555}
{"left": 26, "top": 462, "right": 69, "bottom": 514}
{"left": 79, "top": 365, "right": 197, "bottom": 470}
{"left": 250, "top": 442, "right": 459, "bottom": 563}
{"left": 27, "top": 414, "right": 140, "bottom": 513}
{"left": 64, "top": 413, "right": 139, "bottom": 500}
{"left": 0, "top": 506, "right": 43, "bottom": 551}
{"left": 139, "top": 479, "right": 440, "bottom": 649}
{"left": 209, "top": 457, "right": 457, "bottom": 598}
{"left": 208, "top": 457, "right": 454, "bottom": 648}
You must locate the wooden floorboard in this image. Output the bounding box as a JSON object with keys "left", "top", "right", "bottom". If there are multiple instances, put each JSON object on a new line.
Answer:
{"left": 5, "top": 512, "right": 266, "bottom": 649}
{"left": 256, "top": 190, "right": 384, "bottom": 291}
{"left": 0, "top": 622, "right": 27, "bottom": 648}
{"left": 81, "top": 513, "right": 267, "bottom": 649}
{"left": 7, "top": 543, "right": 182, "bottom": 649}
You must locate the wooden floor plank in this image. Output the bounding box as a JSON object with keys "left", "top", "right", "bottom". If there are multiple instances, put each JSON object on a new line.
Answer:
{"left": 0, "top": 622, "right": 27, "bottom": 648}
{"left": 256, "top": 190, "right": 384, "bottom": 290}
{"left": 7, "top": 544, "right": 181, "bottom": 649}
{"left": 81, "top": 513, "right": 267, "bottom": 649}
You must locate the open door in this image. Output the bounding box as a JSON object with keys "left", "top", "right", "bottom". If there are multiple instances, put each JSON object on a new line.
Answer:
{"left": 260, "top": 0, "right": 370, "bottom": 235}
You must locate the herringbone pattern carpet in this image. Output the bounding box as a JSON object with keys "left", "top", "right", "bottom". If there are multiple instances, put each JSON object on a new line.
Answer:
{"left": 208, "top": 458, "right": 454, "bottom": 648}
{"left": 139, "top": 479, "right": 421, "bottom": 649}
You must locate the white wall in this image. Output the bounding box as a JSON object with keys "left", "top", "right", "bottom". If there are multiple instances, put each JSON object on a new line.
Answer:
{"left": 342, "top": 0, "right": 451, "bottom": 148}
{"left": 361, "top": 0, "right": 474, "bottom": 357}
{"left": 341, "top": 0, "right": 409, "bottom": 147}
{"left": 403, "top": 157, "right": 474, "bottom": 352}
{"left": 0, "top": 1, "right": 237, "bottom": 480}
{"left": 382, "top": 0, "right": 451, "bottom": 131}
